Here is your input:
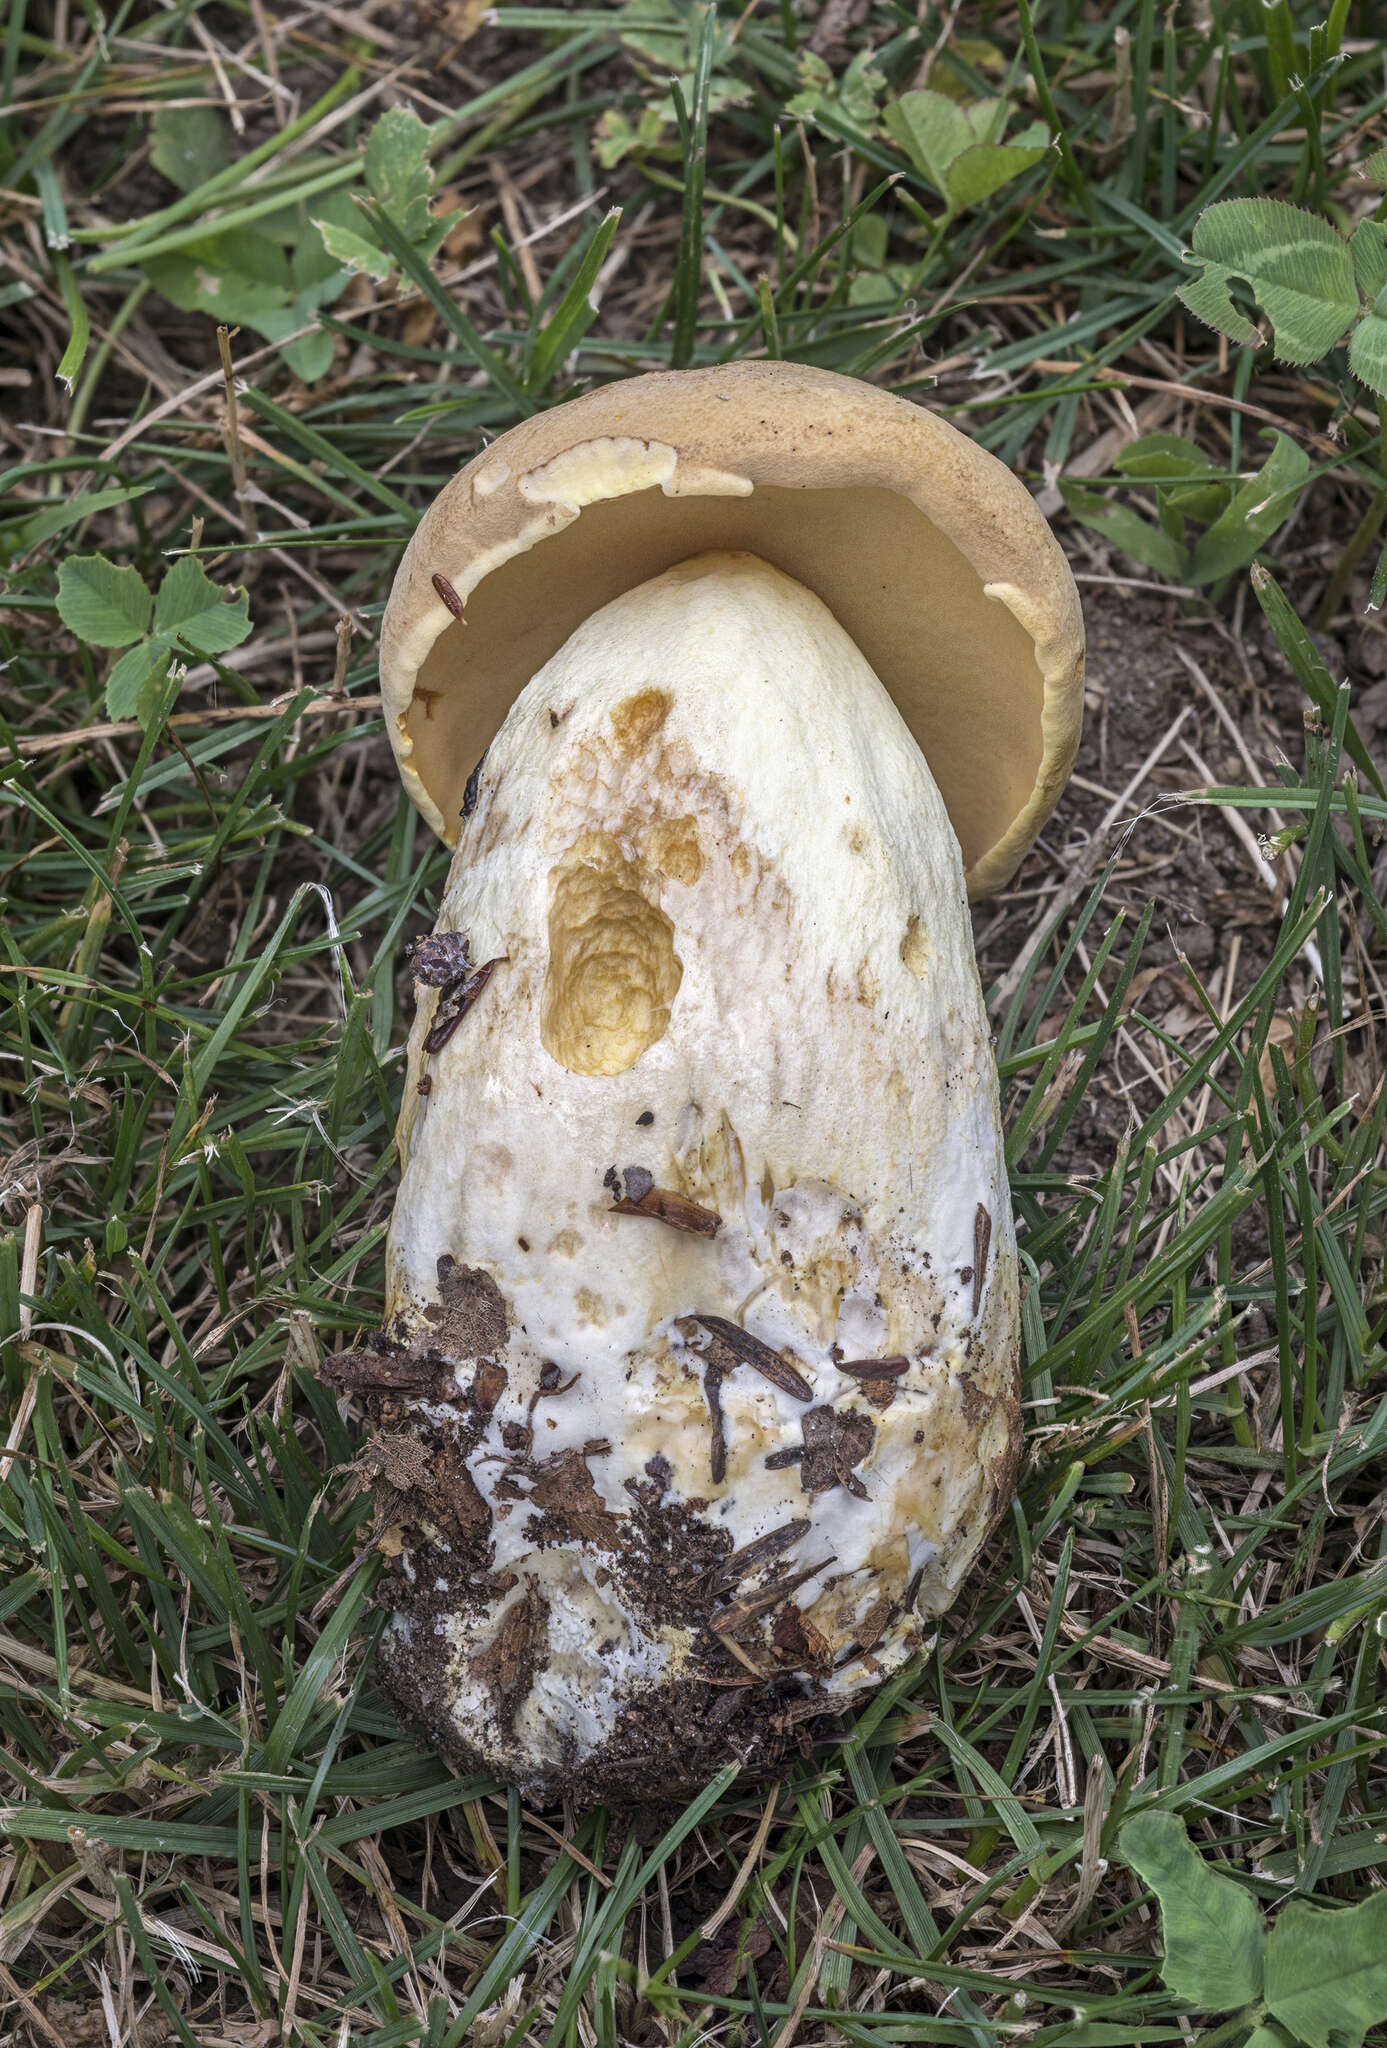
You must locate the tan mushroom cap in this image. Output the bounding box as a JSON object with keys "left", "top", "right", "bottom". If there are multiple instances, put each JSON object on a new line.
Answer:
{"left": 379, "top": 360, "right": 1084, "bottom": 896}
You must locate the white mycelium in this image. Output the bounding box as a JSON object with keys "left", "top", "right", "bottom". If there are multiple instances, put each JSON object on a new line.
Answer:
{"left": 378, "top": 552, "right": 1019, "bottom": 1794}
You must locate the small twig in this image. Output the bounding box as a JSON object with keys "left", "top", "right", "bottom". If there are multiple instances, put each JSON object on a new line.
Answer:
{"left": 490, "top": 154, "right": 542, "bottom": 301}
{"left": 1024, "top": 359, "right": 1343, "bottom": 457}
{"left": 12, "top": 692, "right": 384, "bottom": 757}
{"left": 521, "top": 1811, "right": 612, "bottom": 1887}
{"left": 174, "top": 624, "right": 341, "bottom": 694}
{"left": 216, "top": 323, "right": 259, "bottom": 563}
{"left": 709, "top": 1559, "right": 827, "bottom": 1636}
{"left": 189, "top": 9, "right": 246, "bottom": 133}
{"left": 0, "top": 1628, "right": 153, "bottom": 1707}
{"left": 1024, "top": 1593, "right": 1328, "bottom": 1718}
{"left": 247, "top": 0, "right": 285, "bottom": 120}
{"left": 332, "top": 614, "right": 353, "bottom": 695}
{"left": 1074, "top": 570, "right": 1198, "bottom": 597}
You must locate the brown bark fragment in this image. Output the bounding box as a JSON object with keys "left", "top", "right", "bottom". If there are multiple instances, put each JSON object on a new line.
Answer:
{"left": 321, "top": 1349, "right": 451, "bottom": 1398}
{"left": 973, "top": 1203, "right": 992, "bottom": 1317}
{"left": 719, "top": 1519, "right": 810, "bottom": 1588}
{"left": 471, "top": 1359, "right": 508, "bottom": 1413}
{"left": 426, "top": 1256, "right": 508, "bottom": 1358}
{"left": 472, "top": 1581, "right": 548, "bottom": 1728}
{"left": 611, "top": 1186, "right": 723, "bottom": 1236}
{"left": 528, "top": 1447, "right": 623, "bottom": 1547}
{"left": 836, "top": 1354, "right": 908, "bottom": 1380}
{"left": 690, "top": 1314, "right": 814, "bottom": 1399}
{"left": 766, "top": 1404, "right": 875, "bottom": 1499}
{"left": 854, "top": 1596, "right": 894, "bottom": 1654}
{"left": 771, "top": 1604, "right": 833, "bottom": 1675}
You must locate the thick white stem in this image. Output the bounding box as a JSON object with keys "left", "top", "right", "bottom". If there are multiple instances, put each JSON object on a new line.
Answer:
{"left": 377, "top": 552, "right": 1019, "bottom": 1797}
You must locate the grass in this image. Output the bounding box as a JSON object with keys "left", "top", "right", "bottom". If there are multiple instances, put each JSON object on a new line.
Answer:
{"left": 0, "top": 1, "right": 1385, "bottom": 2043}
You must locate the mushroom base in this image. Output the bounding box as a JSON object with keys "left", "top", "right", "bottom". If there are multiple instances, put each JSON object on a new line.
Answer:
{"left": 340, "top": 1270, "right": 1016, "bottom": 1802}
{"left": 383, "top": 1654, "right": 852, "bottom": 1808}
{"left": 374, "top": 1440, "right": 893, "bottom": 1803}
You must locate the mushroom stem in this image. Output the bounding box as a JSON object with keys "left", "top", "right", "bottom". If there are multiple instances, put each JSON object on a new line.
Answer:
{"left": 377, "top": 550, "right": 1020, "bottom": 1799}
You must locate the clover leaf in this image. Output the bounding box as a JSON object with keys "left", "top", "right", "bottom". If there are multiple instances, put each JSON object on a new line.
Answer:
{"left": 57, "top": 553, "right": 252, "bottom": 727}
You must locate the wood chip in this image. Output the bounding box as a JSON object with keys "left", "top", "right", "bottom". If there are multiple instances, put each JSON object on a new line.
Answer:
{"left": 612, "top": 1186, "right": 722, "bottom": 1236}
{"left": 320, "top": 1349, "right": 445, "bottom": 1395}
{"left": 973, "top": 1203, "right": 992, "bottom": 1317}
{"left": 705, "top": 1365, "right": 727, "bottom": 1485}
{"left": 718, "top": 1518, "right": 811, "bottom": 1588}
{"left": 836, "top": 1354, "right": 909, "bottom": 1380}
{"left": 691, "top": 1314, "right": 814, "bottom": 1400}
{"left": 709, "top": 1558, "right": 827, "bottom": 1636}
{"left": 422, "top": 955, "right": 505, "bottom": 1054}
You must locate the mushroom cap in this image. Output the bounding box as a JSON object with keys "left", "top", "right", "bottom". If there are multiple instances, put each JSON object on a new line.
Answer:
{"left": 376, "top": 554, "right": 1019, "bottom": 1799}
{"left": 380, "top": 361, "right": 1084, "bottom": 897}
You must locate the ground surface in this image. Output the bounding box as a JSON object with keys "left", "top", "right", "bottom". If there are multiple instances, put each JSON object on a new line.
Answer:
{"left": 0, "top": 4, "right": 1385, "bottom": 2046}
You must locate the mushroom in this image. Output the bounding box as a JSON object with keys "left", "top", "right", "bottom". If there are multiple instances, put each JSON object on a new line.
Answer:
{"left": 351, "top": 363, "right": 1083, "bottom": 1802}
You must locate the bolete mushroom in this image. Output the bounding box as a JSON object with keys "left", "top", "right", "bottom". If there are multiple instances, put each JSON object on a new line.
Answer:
{"left": 345, "top": 363, "right": 1083, "bottom": 1801}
